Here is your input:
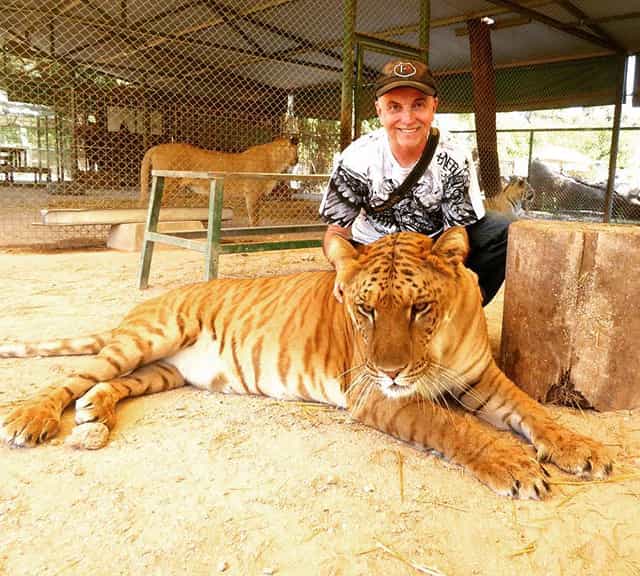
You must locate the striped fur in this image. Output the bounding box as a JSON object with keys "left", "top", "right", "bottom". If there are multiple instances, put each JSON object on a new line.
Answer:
{"left": 0, "top": 229, "right": 611, "bottom": 498}
{"left": 485, "top": 176, "right": 535, "bottom": 216}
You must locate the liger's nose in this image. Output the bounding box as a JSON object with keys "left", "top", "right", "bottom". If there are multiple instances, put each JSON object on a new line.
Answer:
{"left": 382, "top": 368, "right": 404, "bottom": 380}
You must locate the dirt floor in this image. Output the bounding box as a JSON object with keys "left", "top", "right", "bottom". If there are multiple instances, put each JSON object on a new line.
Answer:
{"left": 0, "top": 245, "right": 639, "bottom": 576}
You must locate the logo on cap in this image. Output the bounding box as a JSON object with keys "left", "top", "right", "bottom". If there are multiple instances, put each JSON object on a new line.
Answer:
{"left": 392, "top": 62, "right": 417, "bottom": 78}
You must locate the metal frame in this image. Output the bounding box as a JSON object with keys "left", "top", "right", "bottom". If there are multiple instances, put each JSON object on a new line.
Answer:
{"left": 352, "top": 35, "right": 424, "bottom": 140}
{"left": 137, "top": 169, "right": 329, "bottom": 288}
{"left": 344, "top": 0, "right": 432, "bottom": 146}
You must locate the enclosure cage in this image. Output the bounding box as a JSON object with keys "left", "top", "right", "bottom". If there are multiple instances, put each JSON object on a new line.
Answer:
{"left": 1, "top": 1, "right": 639, "bottom": 248}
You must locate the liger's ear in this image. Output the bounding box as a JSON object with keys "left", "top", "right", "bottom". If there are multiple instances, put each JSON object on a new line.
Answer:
{"left": 432, "top": 227, "right": 469, "bottom": 267}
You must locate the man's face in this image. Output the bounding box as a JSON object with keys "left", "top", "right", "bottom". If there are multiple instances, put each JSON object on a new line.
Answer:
{"left": 375, "top": 87, "right": 438, "bottom": 153}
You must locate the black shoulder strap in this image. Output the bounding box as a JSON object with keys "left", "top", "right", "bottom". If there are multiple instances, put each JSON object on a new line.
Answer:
{"left": 369, "top": 127, "right": 440, "bottom": 214}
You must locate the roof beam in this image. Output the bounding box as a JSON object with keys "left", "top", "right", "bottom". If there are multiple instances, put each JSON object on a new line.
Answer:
{"left": 554, "top": 0, "right": 623, "bottom": 51}
{"left": 207, "top": 0, "right": 267, "bottom": 56}
{"left": 370, "top": 0, "right": 554, "bottom": 39}
{"left": 3, "top": 11, "right": 342, "bottom": 83}
{"left": 581, "top": 11, "right": 640, "bottom": 26}
{"left": 130, "top": 0, "right": 204, "bottom": 28}
{"left": 482, "top": 0, "right": 619, "bottom": 51}
{"left": 454, "top": 15, "right": 531, "bottom": 36}
{"left": 83, "top": 0, "right": 300, "bottom": 64}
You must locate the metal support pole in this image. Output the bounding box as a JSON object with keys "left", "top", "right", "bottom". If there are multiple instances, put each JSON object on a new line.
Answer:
{"left": 44, "top": 115, "right": 51, "bottom": 182}
{"left": 527, "top": 129, "right": 534, "bottom": 176}
{"left": 70, "top": 79, "right": 79, "bottom": 180}
{"left": 340, "top": 0, "right": 357, "bottom": 151}
{"left": 205, "top": 177, "right": 225, "bottom": 281}
{"left": 138, "top": 175, "right": 164, "bottom": 289}
{"left": 419, "top": 0, "right": 431, "bottom": 66}
{"left": 603, "top": 54, "right": 627, "bottom": 223}
{"left": 634, "top": 53, "right": 640, "bottom": 107}
{"left": 354, "top": 44, "right": 364, "bottom": 140}
{"left": 36, "top": 116, "right": 42, "bottom": 182}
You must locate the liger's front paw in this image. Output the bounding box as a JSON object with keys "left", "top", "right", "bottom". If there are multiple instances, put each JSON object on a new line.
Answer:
{"left": 0, "top": 400, "right": 61, "bottom": 447}
{"left": 469, "top": 440, "right": 551, "bottom": 500}
{"left": 75, "top": 386, "right": 118, "bottom": 429}
{"left": 535, "top": 428, "right": 613, "bottom": 479}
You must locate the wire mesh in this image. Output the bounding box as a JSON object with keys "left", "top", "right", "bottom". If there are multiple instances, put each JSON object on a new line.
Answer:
{"left": 0, "top": 0, "right": 345, "bottom": 247}
{"left": 0, "top": 2, "right": 638, "bottom": 249}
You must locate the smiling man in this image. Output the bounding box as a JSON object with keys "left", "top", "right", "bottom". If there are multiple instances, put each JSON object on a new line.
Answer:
{"left": 320, "top": 59, "right": 513, "bottom": 305}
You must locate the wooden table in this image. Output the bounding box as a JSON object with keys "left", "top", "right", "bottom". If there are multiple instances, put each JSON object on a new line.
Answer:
{"left": 0, "top": 146, "right": 27, "bottom": 167}
{"left": 0, "top": 146, "right": 27, "bottom": 182}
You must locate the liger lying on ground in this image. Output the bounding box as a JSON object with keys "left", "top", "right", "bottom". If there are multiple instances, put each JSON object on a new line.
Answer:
{"left": 0, "top": 228, "right": 612, "bottom": 499}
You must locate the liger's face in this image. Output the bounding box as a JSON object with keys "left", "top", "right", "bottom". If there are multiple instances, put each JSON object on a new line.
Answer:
{"left": 375, "top": 87, "right": 438, "bottom": 154}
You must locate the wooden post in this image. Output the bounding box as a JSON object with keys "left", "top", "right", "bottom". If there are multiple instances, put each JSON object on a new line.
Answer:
{"left": 500, "top": 220, "right": 640, "bottom": 411}
{"left": 634, "top": 54, "right": 640, "bottom": 107}
{"left": 467, "top": 18, "right": 501, "bottom": 198}
{"left": 419, "top": 0, "right": 431, "bottom": 66}
{"left": 603, "top": 54, "right": 627, "bottom": 223}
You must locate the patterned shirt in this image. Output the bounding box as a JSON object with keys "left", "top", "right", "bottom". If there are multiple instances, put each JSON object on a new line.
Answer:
{"left": 320, "top": 128, "right": 485, "bottom": 243}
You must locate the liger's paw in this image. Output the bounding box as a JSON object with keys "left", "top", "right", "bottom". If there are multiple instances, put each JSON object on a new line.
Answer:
{"left": 75, "top": 385, "right": 118, "bottom": 429}
{"left": 470, "top": 440, "right": 551, "bottom": 500}
{"left": 534, "top": 428, "right": 613, "bottom": 479}
{"left": 0, "top": 400, "right": 61, "bottom": 447}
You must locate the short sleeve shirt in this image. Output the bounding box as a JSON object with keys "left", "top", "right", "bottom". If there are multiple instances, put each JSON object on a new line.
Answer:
{"left": 319, "top": 128, "right": 485, "bottom": 244}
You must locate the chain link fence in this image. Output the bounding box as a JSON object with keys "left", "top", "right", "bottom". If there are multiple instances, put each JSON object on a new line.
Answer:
{"left": 1, "top": 0, "right": 346, "bottom": 247}
{"left": 1, "top": 2, "right": 638, "bottom": 248}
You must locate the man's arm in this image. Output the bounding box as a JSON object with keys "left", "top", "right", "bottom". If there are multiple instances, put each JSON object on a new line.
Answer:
{"left": 322, "top": 224, "right": 352, "bottom": 264}
{"left": 322, "top": 224, "right": 353, "bottom": 303}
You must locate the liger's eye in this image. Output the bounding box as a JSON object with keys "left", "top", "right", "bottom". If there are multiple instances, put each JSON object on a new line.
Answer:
{"left": 358, "top": 303, "right": 375, "bottom": 319}
{"left": 412, "top": 302, "right": 432, "bottom": 315}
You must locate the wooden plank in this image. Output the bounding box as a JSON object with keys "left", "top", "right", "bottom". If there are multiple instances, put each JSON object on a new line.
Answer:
{"left": 218, "top": 239, "right": 322, "bottom": 253}
{"left": 162, "top": 226, "right": 325, "bottom": 240}
{"left": 220, "top": 223, "right": 326, "bottom": 236}
{"left": 13, "top": 166, "right": 50, "bottom": 174}
{"left": 145, "top": 230, "right": 208, "bottom": 252}
{"left": 151, "top": 169, "right": 330, "bottom": 181}
{"left": 39, "top": 207, "right": 233, "bottom": 226}
{"left": 500, "top": 220, "right": 640, "bottom": 411}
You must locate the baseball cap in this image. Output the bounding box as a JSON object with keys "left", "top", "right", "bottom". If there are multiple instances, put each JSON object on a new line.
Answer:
{"left": 374, "top": 60, "right": 438, "bottom": 98}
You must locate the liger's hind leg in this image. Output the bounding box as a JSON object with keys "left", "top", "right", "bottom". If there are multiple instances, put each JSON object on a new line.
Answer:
{"left": 245, "top": 191, "right": 259, "bottom": 226}
{"left": 74, "top": 361, "right": 185, "bottom": 431}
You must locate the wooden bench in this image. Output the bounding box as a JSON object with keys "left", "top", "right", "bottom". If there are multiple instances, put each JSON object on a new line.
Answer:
{"left": 138, "top": 169, "right": 329, "bottom": 289}
{"left": 36, "top": 207, "right": 233, "bottom": 251}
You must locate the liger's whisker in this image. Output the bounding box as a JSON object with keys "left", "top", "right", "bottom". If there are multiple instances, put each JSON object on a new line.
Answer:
{"left": 351, "top": 379, "right": 374, "bottom": 416}
{"left": 428, "top": 361, "right": 487, "bottom": 408}
{"left": 336, "top": 362, "right": 366, "bottom": 381}
{"left": 345, "top": 370, "right": 367, "bottom": 395}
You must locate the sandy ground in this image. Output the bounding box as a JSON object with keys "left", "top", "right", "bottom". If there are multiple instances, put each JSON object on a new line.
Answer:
{"left": 0, "top": 245, "right": 639, "bottom": 576}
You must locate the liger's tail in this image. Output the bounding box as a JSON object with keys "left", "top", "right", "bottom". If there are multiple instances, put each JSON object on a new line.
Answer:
{"left": 0, "top": 330, "right": 115, "bottom": 358}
